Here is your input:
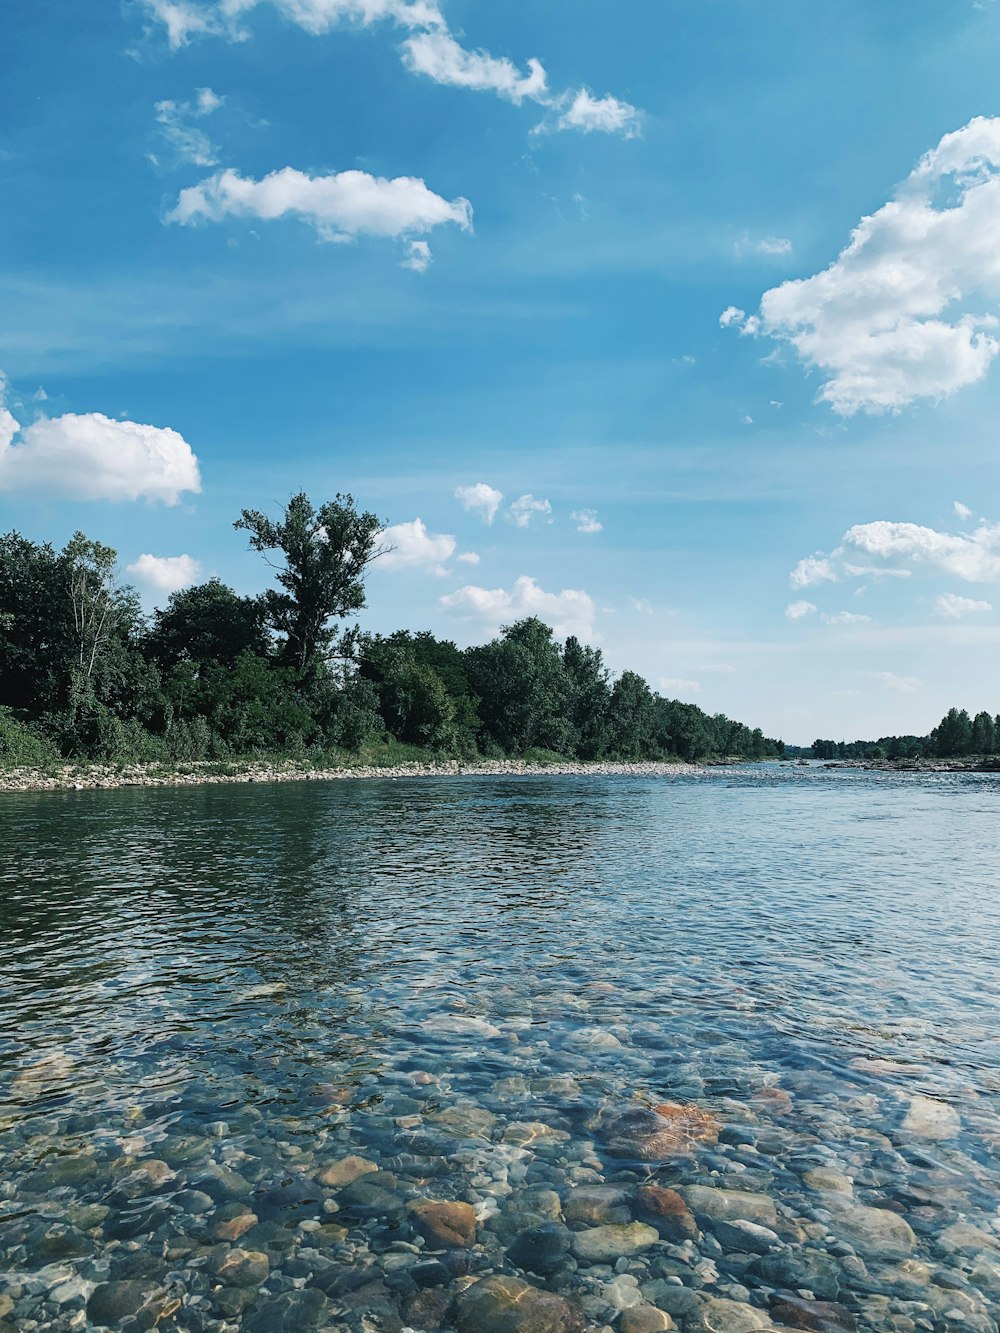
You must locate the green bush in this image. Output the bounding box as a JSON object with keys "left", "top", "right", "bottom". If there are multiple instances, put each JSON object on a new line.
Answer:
{"left": 0, "top": 708, "right": 60, "bottom": 766}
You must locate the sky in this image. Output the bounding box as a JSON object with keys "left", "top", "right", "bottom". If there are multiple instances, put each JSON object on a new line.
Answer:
{"left": 4, "top": 0, "right": 1000, "bottom": 744}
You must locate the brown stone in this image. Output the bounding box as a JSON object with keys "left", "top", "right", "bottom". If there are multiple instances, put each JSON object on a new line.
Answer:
{"left": 636, "top": 1186, "right": 699, "bottom": 1240}
{"left": 319, "top": 1154, "right": 378, "bottom": 1189}
{"left": 410, "top": 1200, "right": 478, "bottom": 1248}
{"left": 455, "top": 1276, "right": 584, "bottom": 1333}
{"left": 213, "top": 1210, "right": 258, "bottom": 1242}
{"left": 770, "top": 1294, "right": 858, "bottom": 1332}
{"left": 405, "top": 1286, "right": 455, "bottom": 1330}
{"left": 606, "top": 1103, "right": 720, "bottom": 1160}
{"left": 619, "top": 1309, "right": 676, "bottom": 1333}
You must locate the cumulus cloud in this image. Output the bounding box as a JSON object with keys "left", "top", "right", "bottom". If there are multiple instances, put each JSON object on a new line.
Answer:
{"left": 843, "top": 519, "right": 1000, "bottom": 582}
{"left": 659, "top": 677, "right": 702, "bottom": 696}
{"left": 726, "top": 117, "right": 1000, "bottom": 414}
{"left": 153, "top": 87, "right": 223, "bottom": 167}
{"left": 0, "top": 388, "right": 201, "bottom": 505}
{"left": 954, "top": 500, "right": 973, "bottom": 520}
{"left": 508, "top": 494, "right": 552, "bottom": 527}
{"left": 545, "top": 88, "right": 640, "bottom": 138}
{"left": 441, "top": 575, "right": 596, "bottom": 640}
{"left": 571, "top": 508, "right": 602, "bottom": 534}
{"left": 401, "top": 30, "right": 546, "bottom": 102}
{"left": 455, "top": 482, "right": 503, "bottom": 525}
{"left": 169, "top": 167, "right": 472, "bottom": 252}
{"left": 790, "top": 555, "right": 838, "bottom": 589}
{"left": 456, "top": 550, "right": 479, "bottom": 565}
{"left": 127, "top": 553, "right": 202, "bottom": 593}
{"left": 935, "top": 591, "right": 993, "bottom": 617}
{"left": 379, "top": 518, "right": 457, "bottom": 574}
{"left": 785, "top": 599, "right": 817, "bottom": 621}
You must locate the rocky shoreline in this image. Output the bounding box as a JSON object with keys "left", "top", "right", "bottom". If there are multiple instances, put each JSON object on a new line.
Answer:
{"left": 0, "top": 758, "right": 711, "bottom": 795}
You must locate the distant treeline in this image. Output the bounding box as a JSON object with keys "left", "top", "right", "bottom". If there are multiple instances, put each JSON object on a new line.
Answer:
{"left": 0, "top": 492, "right": 784, "bottom": 766}
{"left": 803, "top": 708, "right": 1000, "bottom": 761}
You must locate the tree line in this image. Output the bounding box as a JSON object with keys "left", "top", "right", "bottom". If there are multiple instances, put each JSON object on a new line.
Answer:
{"left": 0, "top": 492, "right": 784, "bottom": 766}
{"left": 807, "top": 708, "right": 1000, "bottom": 761}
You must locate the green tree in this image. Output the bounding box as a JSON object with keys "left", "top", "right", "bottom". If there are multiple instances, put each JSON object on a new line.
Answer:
{"left": 235, "top": 492, "right": 385, "bottom": 681}
{"left": 147, "top": 579, "right": 268, "bottom": 672}
{"left": 0, "top": 532, "right": 75, "bottom": 713}
{"left": 934, "top": 707, "right": 973, "bottom": 757}
{"left": 562, "top": 636, "right": 611, "bottom": 758}
{"left": 466, "top": 618, "right": 572, "bottom": 755}
{"left": 971, "top": 710, "right": 996, "bottom": 755}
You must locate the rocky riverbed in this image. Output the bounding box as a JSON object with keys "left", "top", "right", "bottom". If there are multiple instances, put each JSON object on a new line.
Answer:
{"left": 3, "top": 1020, "right": 999, "bottom": 1332}
{"left": 0, "top": 758, "right": 707, "bottom": 794}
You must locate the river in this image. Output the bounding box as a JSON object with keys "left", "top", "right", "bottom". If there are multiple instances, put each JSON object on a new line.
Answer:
{"left": 1, "top": 767, "right": 998, "bottom": 1331}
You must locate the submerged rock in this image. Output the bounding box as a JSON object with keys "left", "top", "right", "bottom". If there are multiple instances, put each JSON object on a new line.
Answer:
{"left": 902, "top": 1094, "right": 961, "bottom": 1140}
{"left": 409, "top": 1200, "right": 478, "bottom": 1248}
{"left": 318, "top": 1154, "right": 379, "bottom": 1188}
{"left": 571, "top": 1221, "right": 659, "bottom": 1263}
{"left": 636, "top": 1185, "right": 699, "bottom": 1240}
{"left": 769, "top": 1293, "right": 858, "bottom": 1332}
{"left": 822, "top": 1197, "right": 916, "bottom": 1260}
{"left": 682, "top": 1186, "right": 778, "bottom": 1228}
{"left": 507, "top": 1223, "right": 573, "bottom": 1276}
{"left": 605, "top": 1104, "right": 720, "bottom": 1159}
{"left": 455, "top": 1275, "right": 584, "bottom": 1333}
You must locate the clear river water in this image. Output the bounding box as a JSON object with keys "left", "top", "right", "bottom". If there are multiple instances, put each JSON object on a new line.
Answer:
{"left": 1, "top": 766, "right": 999, "bottom": 1332}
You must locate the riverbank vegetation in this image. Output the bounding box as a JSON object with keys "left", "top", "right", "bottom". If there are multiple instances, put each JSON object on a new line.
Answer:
{"left": 0, "top": 493, "right": 783, "bottom": 768}
{"left": 805, "top": 708, "right": 1000, "bottom": 761}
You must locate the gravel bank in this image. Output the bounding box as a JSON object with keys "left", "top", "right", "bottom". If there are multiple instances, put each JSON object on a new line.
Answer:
{"left": 0, "top": 758, "right": 716, "bottom": 794}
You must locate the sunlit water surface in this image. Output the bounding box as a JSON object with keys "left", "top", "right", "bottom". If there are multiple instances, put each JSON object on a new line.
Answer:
{"left": 1, "top": 768, "right": 999, "bottom": 1331}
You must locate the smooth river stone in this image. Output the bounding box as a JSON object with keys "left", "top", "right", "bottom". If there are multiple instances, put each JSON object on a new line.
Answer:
{"left": 571, "top": 1221, "right": 659, "bottom": 1262}
{"left": 636, "top": 1186, "right": 699, "bottom": 1240}
{"left": 681, "top": 1186, "right": 778, "bottom": 1228}
{"left": 902, "top": 1094, "right": 961, "bottom": 1140}
{"left": 456, "top": 1275, "right": 585, "bottom": 1333}
{"left": 802, "top": 1169, "right": 853, "bottom": 1195}
{"left": 318, "top": 1155, "right": 379, "bottom": 1189}
{"left": 690, "top": 1296, "right": 773, "bottom": 1332}
{"left": 605, "top": 1104, "right": 721, "bottom": 1160}
{"left": 769, "top": 1293, "right": 858, "bottom": 1332}
{"left": 86, "top": 1282, "right": 152, "bottom": 1325}
{"left": 619, "top": 1309, "right": 677, "bottom": 1333}
{"left": 935, "top": 1220, "right": 1000, "bottom": 1255}
{"left": 563, "top": 1185, "right": 634, "bottom": 1226}
{"left": 409, "top": 1200, "right": 478, "bottom": 1248}
{"left": 822, "top": 1198, "right": 916, "bottom": 1260}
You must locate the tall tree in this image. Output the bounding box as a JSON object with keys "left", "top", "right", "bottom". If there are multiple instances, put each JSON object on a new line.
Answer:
{"left": 147, "top": 579, "right": 269, "bottom": 671}
{"left": 235, "top": 492, "right": 386, "bottom": 681}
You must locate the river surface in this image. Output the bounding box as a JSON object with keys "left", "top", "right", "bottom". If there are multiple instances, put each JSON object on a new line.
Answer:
{"left": 1, "top": 767, "right": 999, "bottom": 1332}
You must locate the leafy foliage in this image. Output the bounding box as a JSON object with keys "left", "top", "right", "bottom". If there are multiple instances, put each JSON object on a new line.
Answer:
{"left": 0, "top": 495, "right": 785, "bottom": 766}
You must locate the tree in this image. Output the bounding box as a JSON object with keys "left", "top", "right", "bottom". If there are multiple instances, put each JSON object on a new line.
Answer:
{"left": 562, "top": 636, "right": 610, "bottom": 758}
{"left": 64, "top": 532, "right": 123, "bottom": 681}
{"left": 605, "top": 671, "right": 657, "bottom": 759}
{"left": 235, "top": 492, "right": 386, "bottom": 681}
{"left": 0, "top": 532, "right": 75, "bottom": 713}
{"left": 466, "top": 618, "right": 572, "bottom": 755}
{"left": 971, "top": 710, "right": 996, "bottom": 755}
{"left": 147, "top": 579, "right": 269, "bottom": 672}
{"left": 934, "top": 707, "right": 973, "bottom": 757}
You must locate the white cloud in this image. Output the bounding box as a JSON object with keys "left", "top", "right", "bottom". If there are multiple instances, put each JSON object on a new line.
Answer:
{"left": 153, "top": 87, "right": 224, "bottom": 167}
{"left": 441, "top": 574, "right": 596, "bottom": 640}
{"left": 144, "top": 0, "right": 444, "bottom": 47}
{"left": 790, "top": 554, "right": 838, "bottom": 589}
{"left": 546, "top": 88, "right": 640, "bottom": 138}
{"left": 954, "top": 500, "right": 973, "bottom": 520}
{"left": 699, "top": 664, "right": 737, "bottom": 674}
{"left": 730, "top": 117, "right": 1000, "bottom": 414}
{"left": 127, "top": 553, "right": 202, "bottom": 593}
{"left": 508, "top": 493, "right": 552, "bottom": 527}
{"left": 785, "top": 599, "right": 817, "bottom": 621}
{"left": 659, "top": 677, "right": 702, "bottom": 696}
{"left": 143, "top": 0, "right": 641, "bottom": 135}
{"left": 455, "top": 482, "right": 503, "bottom": 525}
{"left": 841, "top": 563, "right": 912, "bottom": 579}
{"left": 456, "top": 550, "right": 479, "bottom": 565}
{"left": 401, "top": 239, "right": 432, "bottom": 272}
{"left": 935, "top": 591, "right": 993, "bottom": 618}
{"left": 629, "top": 596, "right": 653, "bottom": 615}
{"left": 0, "top": 388, "right": 201, "bottom": 505}
{"left": 168, "top": 166, "right": 472, "bottom": 248}
{"left": 571, "top": 508, "right": 602, "bottom": 534}
{"left": 821, "top": 611, "right": 872, "bottom": 625}
{"left": 737, "top": 234, "right": 793, "bottom": 257}
{"left": 719, "top": 305, "right": 746, "bottom": 329}
{"left": 843, "top": 519, "right": 1000, "bottom": 582}
{"left": 865, "top": 671, "right": 922, "bottom": 693}
{"left": 379, "top": 518, "right": 456, "bottom": 574}
{"left": 401, "top": 30, "right": 547, "bottom": 103}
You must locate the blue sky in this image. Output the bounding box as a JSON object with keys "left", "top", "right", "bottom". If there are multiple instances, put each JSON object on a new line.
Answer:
{"left": 4, "top": 0, "right": 1000, "bottom": 743}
